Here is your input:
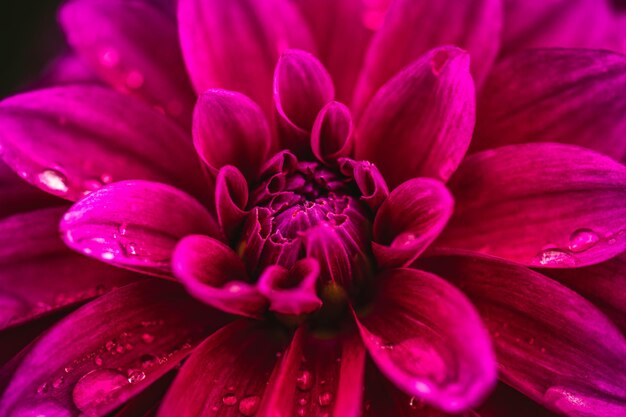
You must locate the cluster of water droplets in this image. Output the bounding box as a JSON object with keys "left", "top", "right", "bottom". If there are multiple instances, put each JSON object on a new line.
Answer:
{"left": 532, "top": 228, "right": 617, "bottom": 267}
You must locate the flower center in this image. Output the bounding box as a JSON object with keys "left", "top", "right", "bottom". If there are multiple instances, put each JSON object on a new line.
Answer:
{"left": 239, "top": 160, "right": 373, "bottom": 293}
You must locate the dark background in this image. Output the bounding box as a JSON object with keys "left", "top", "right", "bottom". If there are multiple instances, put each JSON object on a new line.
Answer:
{"left": 0, "top": 0, "right": 66, "bottom": 97}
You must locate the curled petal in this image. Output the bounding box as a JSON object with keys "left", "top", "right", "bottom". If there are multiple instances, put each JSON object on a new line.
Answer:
{"left": 0, "top": 86, "right": 206, "bottom": 201}
{"left": 0, "top": 280, "right": 228, "bottom": 417}
{"left": 178, "top": 0, "right": 315, "bottom": 116}
{"left": 355, "top": 268, "right": 496, "bottom": 413}
{"left": 60, "top": 0, "right": 195, "bottom": 127}
{"left": 355, "top": 46, "right": 475, "bottom": 188}
{"left": 215, "top": 166, "right": 249, "bottom": 242}
{"left": 474, "top": 49, "right": 626, "bottom": 161}
{"left": 303, "top": 224, "right": 352, "bottom": 288}
{"left": 437, "top": 143, "right": 626, "bottom": 268}
{"left": 354, "top": 0, "right": 502, "bottom": 110}
{"left": 338, "top": 158, "right": 389, "bottom": 211}
{"left": 419, "top": 252, "right": 626, "bottom": 417}
{"left": 60, "top": 181, "right": 220, "bottom": 277}
{"left": 0, "top": 207, "right": 140, "bottom": 330}
{"left": 311, "top": 101, "right": 354, "bottom": 164}
{"left": 158, "top": 320, "right": 288, "bottom": 417}
{"left": 373, "top": 178, "right": 453, "bottom": 268}
{"left": 257, "top": 258, "right": 322, "bottom": 316}
{"left": 193, "top": 89, "right": 271, "bottom": 180}
{"left": 172, "top": 235, "right": 267, "bottom": 318}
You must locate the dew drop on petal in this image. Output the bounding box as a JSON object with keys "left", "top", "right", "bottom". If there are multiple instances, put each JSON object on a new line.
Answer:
{"left": 52, "top": 377, "right": 64, "bottom": 389}
{"left": 141, "top": 333, "right": 155, "bottom": 344}
{"left": 38, "top": 169, "right": 69, "bottom": 194}
{"left": 568, "top": 229, "right": 599, "bottom": 253}
{"left": 318, "top": 391, "right": 334, "bottom": 407}
{"left": 534, "top": 248, "right": 576, "bottom": 267}
{"left": 72, "top": 369, "right": 129, "bottom": 412}
{"left": 409, "top": 396, "right": 424, "bottom": 409}
{"left": 99, "top": 48, "right": 119, "bottom": 67}
{"left": 238, "top": 395, "right": 260, "bottom": 416}
{"left": 37, "top": 382, "right": 50, "bottom": 395}
{"left": 127, "top": 369, "right": 146, "bottom": 384}
{"left": 296, "top": 370, "right": 313, "bottom": 391}
{"left": 222, "top": 393, "right": 237, "bottom": 406}
{"left": 94, "top": 356, "right": 103, "bottom": 366}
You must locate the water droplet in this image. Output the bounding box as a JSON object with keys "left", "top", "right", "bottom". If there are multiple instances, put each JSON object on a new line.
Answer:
{"left": 37, "top": 382, "right": 50, "bottom": 395}
{"left": 99, "top": 48, "right": 119, "bottom": 67}
{"left": 140, "top": 354, "right": 158, "bottom": 369}
{"left": 534, "top": 248, "right": 576, "bottom": 267}
{"left": 222, "top": 393, "right": 238, "bottom": 406}
{"left": 238, "top": 395, "right": 260, "bottom": 416}
{"left": 409, "top": 396, "right": 424, "bottom": 409}
{"left": 38, "top": 169, "right": 69, "bottom": 194}
{"left": 318, "top": 391, "right": 333, "bottom": 407}
{"left": 298, "top": 398, "right": 308, "bottom": 406}
{"left": 127, "top": 369, "right": 146, "bottom": 384}
{"left": 126, "top": 71, "right": 144, "bottom": 89}
{"left": 568, "top": 229, "right": 599, "bottom": 253}
{"left": 64, "top": 366, "right": 73, "bottom": 374}
{"left": 101, "top": 251, "right": 115, "bottom": 261}
{"left": 52, "top": 377, "right": 64, "bottom": 389}
{"left": 296, "top": 407, "right": 306, "bottom": 417}
{"left": 94, "top": 356, "right": 103, "bottom": 366}
{"left": 296, "top": 370, "right": 313, "bottom": 391}
{"left": 72, "top": 369, "right": 129, "bottom": 412}
{"left": 118, "top": 223, "right": 128, "bottom": 236}
{"left": 141, "top": 333, "right": 155, "bottom": 344}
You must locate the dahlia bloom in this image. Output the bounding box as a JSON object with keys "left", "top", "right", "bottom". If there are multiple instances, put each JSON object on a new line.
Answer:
{"left": 1, "top": 0, "right": 626, "bottom": 416}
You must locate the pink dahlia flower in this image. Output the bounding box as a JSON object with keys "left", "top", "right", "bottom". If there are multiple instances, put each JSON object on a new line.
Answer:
{"left": 1, "top": 0, "right": 626, "bottom": 416}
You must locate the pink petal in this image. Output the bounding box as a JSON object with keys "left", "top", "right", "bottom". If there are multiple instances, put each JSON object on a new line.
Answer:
{"left": 60, "top": 0, "right": 195, "bottom": 127}
{"left": 501, "top": 0, "right": 624, "bottom": 54}
{"left": 353, "top": 0, "right": 502, "bottom": 112}
{"left": 0, "top": 85, "right": 206, "bottom": 201}
{"left": 257, "top": 258, "right": 322, "bottom": 316}
{"left": 544, "top": 253, "right": 626, "bottom": 334}
{"left": 0, "top": 280, "right": 228, "bottom": 417}
{"left": 60, "top": 181, "right": 221, "bottom": 277}
{"left": 36, "top": 53, "right": 102, "bottom": 88}
{"left": 172, "top": 235, "right": 267, "bottom": 318}
{"left": 354, "top": 46, "right": 476, "bottom": 188}
{"left": 0, "top": 160, "right": 65, "bottom": 219}
{"left": 355, "top": 268, "right": 497, "bottom": 413}
{"left": 311, "top": 101, "right": 354, "bottom": 165}
{"left": 338, "top": 158, "right": 389, "bottom": 211}
{"left": 193, "top": 89, "right": 271, "bottom": 181}
{"left": 0, "top": 207, "right": 141, "bottom": 330}
{"left": 215, "top": 166, "right": 250, "bottom": 242}
{"left": 177, "top": 0, "right": 315, "bottom": 117}
{"left": 295, "top": 0, "right": 376, "bottom": 102}
{"left": 419, "top": 252, "right": 626, "bottom": 417}
{"left": 257, "top": 328, "right": 366, "bottom": 417}
{"left": 473, "top": 49, "right": 626, "bottom": 161}
{"left": 372, "top": 178, "right": 453, "bottom": 268}
{"left": 437, "top": 143, "right": 626, "bottom": 268}
{"left": 158, "top": 320, "right": 287, "bottom": 417}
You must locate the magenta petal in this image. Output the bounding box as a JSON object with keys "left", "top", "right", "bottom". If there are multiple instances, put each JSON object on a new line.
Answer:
{"left": 60, "top": 0, "right": 195, "bottom": 127}
{"left": 158, "top": 320, "right": 287, "bottom": 417}
{"left": 437, "top": 143, "right": 626, "bottom": 268}
{"left": 311, "top": 101, "right": 354, "bottom": 165}
{"left": 355, "top": 46, "right": 476, "bottom": 188}
{"left": 338, "top": 158, "right": 389, "bottom": 211}
{"left": 257, "top": 328, "right": 366, "bottom": 417}
{"left": 355, "top": 268, "right": 496, "bottom": 413}
{"left": 177, "top": 0, "right": 315, "bottom": 117}
{"left": 474, "top": 49, "right": 626, "bottom": 161}
{"left": 172, "top": 235, "right": 267, "bottom": 318}
{"left": 36, "top": 53, "right": 101, "bottom": 88}
{"left": 193, "top": 89, "right": 271, "bottom": 181}
{"left": 544, "top": 254, "right": 626, "bottom": 334}
{"left": 0, "top": 85, "right": 206, "bottom": 201}
{"left": 215, "top": 166, "right": 249, "bottom": 242}
{"left": 419, "top": 252, "right": 626, "bottom": 417}
{"left": 353, "top": 0, "right": 502, "bottom": 110}
{"left": 0, "top": 207, "right": 141, "bottom": 330}
{"left": 0, "top": 280, "right": 228, "bottom": 417}
{"left": 60, "top": 181, "right": 220, "bottom": 278}
{"left": 257, "top": 258, "right": 322, "bottom": 316}
{"left": 372, "top": 178, "right": 453, "bottom": 269}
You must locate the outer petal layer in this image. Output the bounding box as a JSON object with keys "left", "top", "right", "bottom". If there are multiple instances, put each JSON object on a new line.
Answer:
{"left": 177, "top": 0, "right": 314, "bottom": 116}
{"left": 0, "top": 86, "right": 205, "bottom": 201}
{"left": 355, "top": 46, "right": 475, "bottom": 188}
{"left": 60, "top": 181, "right": 220, "bottom": 277}
{"left": 474, "top": 49, "right": 626, "bottom": 161}
{"left": 437, "top": 144, "right": 626, "bottom": 268}
{"left": 419, "top": 252, "right": 626, "bottom": 417}
{"left": 60, "top": 0, "right": 195, "bottom": 127}
{"left": 355, "top": 268, "right": 496, "bottom": 413}
{"left": 0, "top": 280, "right": 228, "bottom": 417}
{"left": 354, "top": 0, "right": 502, "bottom": 109}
